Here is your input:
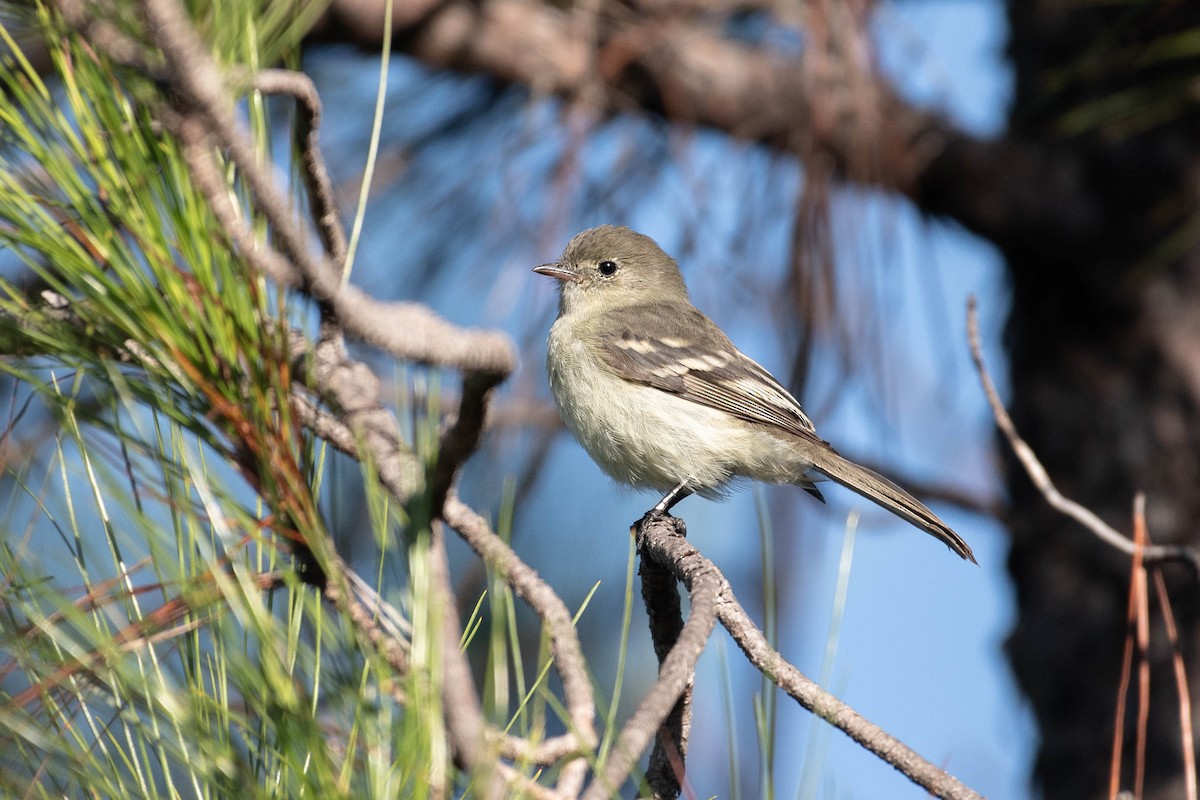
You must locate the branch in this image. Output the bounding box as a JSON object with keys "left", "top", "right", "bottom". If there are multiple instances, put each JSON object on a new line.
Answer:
{"left": 250, "top": 68, "right": 348, "bottom": 271}
{"left": 636, "top": 513, "right": 694, "bottom": 799}
{"left": 294, "top": 370, "right": 594, "bottom": 789}
{"left": 966, "top": 295, "right": 1200, "bottom": 572}
{"left": 123, "top": 0, "right": 517, "bottom": 378}
{"left": 583, "top": 513, "right": 719, "bottom": 799}
{"left": 306, "top": 333, "right": 426, "bottom": 501}
{"left": 171, "top": 83, "right": 516, "bottom": 376}
{"left": 429, "top": 520, "right": 506, "bottom": 799}
{"left": 634, "top": 513, "right": 984, "bottom": 799}
{"left": 431, "top": 371, "right": 506, "bottom": 512}
{"left": 289, "top": 320, "right": 595, "bottom": 787}
{"left": 320, "top": 560, "right": 412, "bottom": 696}
{"left": 324, "top": 0, "right": 942, "bottom": 186}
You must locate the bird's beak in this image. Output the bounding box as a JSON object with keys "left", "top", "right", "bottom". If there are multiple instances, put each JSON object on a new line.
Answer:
{"left": 533, "top": 261, "right": 581, "bottom": 282}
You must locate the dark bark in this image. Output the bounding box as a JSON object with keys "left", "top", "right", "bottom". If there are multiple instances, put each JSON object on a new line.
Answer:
{"left": 1002, "top": 3, "right": 1200, "bottom": 798}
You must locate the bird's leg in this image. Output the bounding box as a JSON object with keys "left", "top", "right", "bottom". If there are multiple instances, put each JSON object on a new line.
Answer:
{"left": 651, "top": 480, "right": 693, "bottom": 515}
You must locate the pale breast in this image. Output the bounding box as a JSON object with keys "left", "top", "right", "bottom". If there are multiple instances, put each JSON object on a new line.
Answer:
{"left": 546, "top": 316, "right": 799, "bottom": 495}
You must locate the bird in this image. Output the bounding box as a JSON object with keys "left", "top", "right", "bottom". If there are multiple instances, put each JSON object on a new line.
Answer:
{"left": 534, "top": 224, "right": 975, "bottom": 563}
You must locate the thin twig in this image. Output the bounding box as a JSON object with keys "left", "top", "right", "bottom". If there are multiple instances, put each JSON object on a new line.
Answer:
{"left": 442, "top": 493, "right": 597, "bottom": 796}
{"left": 966, "top": 296, "right": 1199, "bottom": 571}
{"left": 331, "top": 561, "right": 412, "bottom": 675}
{"left": 1108, "top": 491, "right": 1147, "bottom": 796}
{"left": 250, "top": 68, "right": 348, "bottom": 270}
{"left": 1134, "top": 494, "right": 1150, "bottom": 800}
{"left": 495, "top": 731, "right": 591, "bottom": 768}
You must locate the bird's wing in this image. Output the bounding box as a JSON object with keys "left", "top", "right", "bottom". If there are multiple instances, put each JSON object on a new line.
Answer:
{"left": 594, "top": 303, "right": 819, "bottom": 439}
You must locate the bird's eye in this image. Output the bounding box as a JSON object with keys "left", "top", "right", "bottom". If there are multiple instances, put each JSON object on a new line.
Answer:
{"left": 598, "top": 260, "right": 618, "bottom": 276}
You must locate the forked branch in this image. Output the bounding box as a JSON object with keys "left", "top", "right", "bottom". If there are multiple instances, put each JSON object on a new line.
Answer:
{"left": 628, "top": 513, "right": 984, "bottom": 800}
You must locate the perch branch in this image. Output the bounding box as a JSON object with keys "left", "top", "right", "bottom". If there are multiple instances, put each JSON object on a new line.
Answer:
{"left": 582, "top": 513, "right": 718, "bottom": 800}
{"left": 635, "top": 514, "right": 984, "bottom": 799}
{"left": 637, "top": 513, "right": 694, "bottom": 799}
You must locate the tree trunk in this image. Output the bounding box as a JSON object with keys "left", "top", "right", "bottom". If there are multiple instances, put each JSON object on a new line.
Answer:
{"left": 1002, "top": 3, "right": 1200, "bottom": 797}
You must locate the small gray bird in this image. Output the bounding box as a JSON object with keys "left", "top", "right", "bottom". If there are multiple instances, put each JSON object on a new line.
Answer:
{"left": 535, "top": 225, "right": 975, "bottom": 563}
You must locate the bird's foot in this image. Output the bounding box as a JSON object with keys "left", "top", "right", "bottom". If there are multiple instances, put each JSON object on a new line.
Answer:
{"left": 632, "top": 508, "right": 688, "bottom": 545}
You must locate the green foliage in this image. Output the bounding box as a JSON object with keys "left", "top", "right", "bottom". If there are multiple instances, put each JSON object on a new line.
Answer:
{"left": 0, "top": 2, "right": 506, "bottom": 797}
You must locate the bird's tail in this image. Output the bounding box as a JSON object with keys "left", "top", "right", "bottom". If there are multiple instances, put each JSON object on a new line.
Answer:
{"left": 808, "top": 450, "right": 976, "bottom": 563}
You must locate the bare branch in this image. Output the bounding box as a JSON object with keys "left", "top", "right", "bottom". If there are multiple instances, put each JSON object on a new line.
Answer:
{"left": 966, "top": 296, "right": 1200, "bottom": 572}
{"left": 494, "top": 731, "right": 591, "bottom": 770}
{"left": 442, "top": 493, "right": 597, "bottom": 796}
{"left": 313, "top": 0, "right": 1125, "bottom": 257}
{"left": 250, "top": 68, "right": 348, "bottom": 270}
{"left": 432, "top": 372, "right": 505, "bottom": 511}
{"left": 319, "top": 0, "right": 928, "bottom": 179}
{"left": 120, "top": 0, "right": 517, "bottom": 377}
{"left": 175, "top": 116, "right": 305, "bottom": 289}
{"left": 140, "top": 0, "right": 326, "bottom": 280}
{"left": 307, "top": 333, "right": 426, "bottom": 501}
{"left": 314, "top": 0, "right": 1084, "bottom": 248}
{"left": 174, "top": 86, "right": 516, "bottom": 375}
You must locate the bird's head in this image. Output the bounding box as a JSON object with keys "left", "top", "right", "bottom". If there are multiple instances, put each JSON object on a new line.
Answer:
{"left": 534, "top": 225, "right": 689, "bottom": 315}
